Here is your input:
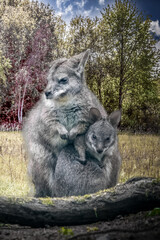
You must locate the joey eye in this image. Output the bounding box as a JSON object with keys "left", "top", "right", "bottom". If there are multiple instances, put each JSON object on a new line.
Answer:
{"left": 92, "top": 134, "right": 97, "bottom": 140}
{"left": 105, "top": 136, "right": 110, "bottom": 142}
{"left": 58, "top": 77, "right": 68, "bottom": 84}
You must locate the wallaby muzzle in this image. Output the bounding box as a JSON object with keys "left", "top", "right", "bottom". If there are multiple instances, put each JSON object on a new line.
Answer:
{"left": 45, "top": 91, "right": 52, "bottom": 99}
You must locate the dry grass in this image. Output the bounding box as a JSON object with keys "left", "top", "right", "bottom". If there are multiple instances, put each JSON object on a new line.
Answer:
{"left": 118, "top": 134, "right": 160, "bottom": 182}
{"left": 0, "top": 132, "right": 30, "bottom": 197}
{"left": 0, "top": 132, "right": 159, "bottom": 197}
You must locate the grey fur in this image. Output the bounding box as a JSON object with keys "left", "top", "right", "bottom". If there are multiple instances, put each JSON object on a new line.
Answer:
{"left": 23, "top": 50, "right": 107, "bottom": 197}
{"left": 54, "top": 109, "right": 121, "bottom": 197}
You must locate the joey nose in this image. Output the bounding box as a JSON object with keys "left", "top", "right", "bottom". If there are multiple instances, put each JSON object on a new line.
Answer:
{"left": 97, "top": 149, "right": 103, "bottom": 154}
{"left": 45, "top": 91, "right": 52, "bottom": 99}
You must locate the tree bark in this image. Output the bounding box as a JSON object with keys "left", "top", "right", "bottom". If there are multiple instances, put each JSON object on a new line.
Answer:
{"left": 119, "top": 33, "right": 124, "bottom": 111}
{"left": 0, "top": 177, "right": 159, "bottom": 227}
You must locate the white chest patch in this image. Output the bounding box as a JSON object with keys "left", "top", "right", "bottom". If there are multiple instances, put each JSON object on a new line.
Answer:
{"left": 106, "top": 144, "right": 115, "bottom": 156}
{"left": 44, "top": 98, "right": 55, "bottom": 108}
{"left": 104, "top": 161, "right": 112, "bottom": 181}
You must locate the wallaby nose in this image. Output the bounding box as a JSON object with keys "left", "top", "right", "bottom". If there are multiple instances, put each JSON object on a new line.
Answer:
{"left": 97, "top": 149, "right": 103, "bottom": 154}
{"left": 45, "top": 91, "right": 52, "bottom": 99}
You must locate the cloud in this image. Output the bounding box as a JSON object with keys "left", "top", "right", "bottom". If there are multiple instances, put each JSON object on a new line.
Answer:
{"left": 55, "top": 0, "right": 100, "bottom": 24}
{"left": 150, "top": 20, "right": 160, "bottom": 36}
{"left": 73, "top": 0, "right": 97, "bottom": 19}
{"left": 83, "top": 7, "right": 94, "bottom": 17}
{"left": 56, "top": 0, "right": 70, "bottom": 11}
{"left": 99, "top": 0, "right": 105, "bottom": 5}
{"left": 56, "top": 0, "right": 65, "bottom": 9}
{"left": 65, "top": 4, "right": 73, "bottom": 14}
{"left": 150, "top": 20, "right": 160, "bottom": 50}
{"left": 155, "top": 41, "right": 160, "bottom": 50}
{"left": 55, "top": 0, "right": 73, "bottom": 20}
{"left": 56, "top": 11, "right": 63, "bottom": 17}
{"left": 74, "top": 0, "right": 87, "bottom": 8}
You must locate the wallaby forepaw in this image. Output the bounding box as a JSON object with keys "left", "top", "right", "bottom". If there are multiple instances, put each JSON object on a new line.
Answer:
{"left": 75, "top": 157, "right": 87, "bottom": 164}
{"left": 59, "top": 127, "right": 69, "bottom": 140}
{"left": 79, "top": 158, "right": 86, "bottom": 163}
{"left": 69, "top": 132, "right": 77, "bottom": 141}
{"left": 60, "top": 133, "right": 69, "bottom": 140}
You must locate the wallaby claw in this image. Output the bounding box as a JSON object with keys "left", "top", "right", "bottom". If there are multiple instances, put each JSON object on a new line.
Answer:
{"left": 75, "top": 157, "right": 87, "bottom": 164}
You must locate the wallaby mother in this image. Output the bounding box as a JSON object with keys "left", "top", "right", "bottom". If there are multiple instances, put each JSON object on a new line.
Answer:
{"left": 23, "top": 50, "right": 107, "bottom": 197}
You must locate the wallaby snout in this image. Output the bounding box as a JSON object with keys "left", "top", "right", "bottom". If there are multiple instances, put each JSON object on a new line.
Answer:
{"left": 45, "top": 91, "right": 52, "bottom": 99}
{"left": 97, "top": 148, "right": 103, "bottom": 154}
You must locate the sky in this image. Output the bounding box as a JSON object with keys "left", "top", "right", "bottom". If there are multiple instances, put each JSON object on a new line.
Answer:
{"left": 38, "top": 0, "right": 160, "bottom": 48}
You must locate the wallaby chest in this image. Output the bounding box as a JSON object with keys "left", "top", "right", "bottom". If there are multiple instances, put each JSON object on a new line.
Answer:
{"left": 52, "top": 104, "right": 88, "bottom": 131}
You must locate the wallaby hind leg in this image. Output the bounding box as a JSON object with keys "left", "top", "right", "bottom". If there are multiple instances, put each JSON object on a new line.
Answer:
{"left": 34, "top": 180, "right": 51, "bottom": 198}
{"left": 28, "top": 162, "right": 52, "bottom": 197}
{"left": 27, "top": 144, "right": 57, "bottom": 197}
{"left": 28, "top": 164, "right": 51, "bottom": 197}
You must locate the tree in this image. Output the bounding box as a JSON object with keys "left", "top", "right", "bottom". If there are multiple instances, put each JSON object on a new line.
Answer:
{"left": 66, "top": 16, "right": 108, "bottom": 104}
{"left": 54, "top": 16, "right": 67, "bottom": 58}
{"left": 0, "top": 0, "right": 59, "bottom": 126}
{"left": 63, "top": 7, "right": 160, "bottom": 132}
{"left": 66, "top": 16, "right": 99, "bottom": 55}
{"left": 99, "top": 0, "right": 160, "bottom": 131}
{"left": 15, "top": 22, "right": 53, "bottom": 124}
{"left": 0, "top": 0, "right": 159, "bottom": 132}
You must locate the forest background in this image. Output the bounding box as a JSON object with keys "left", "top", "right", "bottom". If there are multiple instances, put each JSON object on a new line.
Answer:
{"left": 0, "top": 0, "right": 160, "bottom": 133}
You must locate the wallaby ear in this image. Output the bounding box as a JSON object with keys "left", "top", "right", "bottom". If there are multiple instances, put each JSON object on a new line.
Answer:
{"left": 89, "top": 107, "right": 102, "bottom": 123}
{"left": 69, "top": 49, "right": 90, "bottom": 73}
{"left": 50, "top": 58, "right": 67, "bottom": 72}
{"left": 78, "top": 49, "right": 90, "bottom": 73}
{"left": 109, "top": 110, "right": 121, "bottom": 128}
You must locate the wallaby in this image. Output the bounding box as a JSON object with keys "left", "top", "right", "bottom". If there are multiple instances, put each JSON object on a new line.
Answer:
{"left": 54, "top": 108, "right": 121, "bottom": 197}
{"left": 23, "top": 50, "right": 107, "bottom": 197}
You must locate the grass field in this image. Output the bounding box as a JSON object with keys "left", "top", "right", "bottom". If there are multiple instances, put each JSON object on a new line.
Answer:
{"left": 0, "top": 132, "right": 159, "bottom": 197}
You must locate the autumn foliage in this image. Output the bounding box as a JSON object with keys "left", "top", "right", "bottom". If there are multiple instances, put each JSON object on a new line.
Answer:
{"left": 0, "top": 0, "right": 57, "bottom": 128}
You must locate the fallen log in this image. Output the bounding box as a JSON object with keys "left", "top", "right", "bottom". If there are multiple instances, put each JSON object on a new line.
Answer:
{"left": 0, "top": 177, "right": 159, "bottom": 227}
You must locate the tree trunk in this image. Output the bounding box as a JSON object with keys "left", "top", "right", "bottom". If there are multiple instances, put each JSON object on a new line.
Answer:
{"left": 119, "top": 33, "right": 124, "bottom": 111}
{"left": 98, "top": 78, "right": 102, "bottom": 103}
{"left": 0, "top": 177, "right": 159, "bottom": 227}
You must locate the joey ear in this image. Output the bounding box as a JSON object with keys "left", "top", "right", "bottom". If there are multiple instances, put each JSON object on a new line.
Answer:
{"left": 89, "top": 107, "right": 102, "bottom": 123}
{"left": 109, "top": 110, "right": 121, "bottom": 128}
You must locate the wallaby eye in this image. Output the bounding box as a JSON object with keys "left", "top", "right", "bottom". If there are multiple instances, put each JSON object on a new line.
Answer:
{"left": 58, "top": 77, "right": 68, "bottom": 84}
{"left": 92, "top": 134, "right": 97, "bottom": 140}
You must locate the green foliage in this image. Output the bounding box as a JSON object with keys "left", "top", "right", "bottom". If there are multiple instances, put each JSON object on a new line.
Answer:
{"left": 59, "top": 227, "right": 74, "bottom": 237}
{"left": 0, "top": 223, "right": 11, "bottom": 228}
{"left": 63, "top": 0, "right": 160, "bottom": 132}
{"left": 54, "top": 16, "right": 67, "bottom": 58}
{"left": 0, "top": 51, "right": 11, "bottom": 84}
{"left": 100, "top": 0, "right": 159, "bottom": 125}
{"left": 66, "top": 16, "right": 99, "bottom": 55}
{"left": 87, "top": 226, "right": 99, "bottom": 232}
{"left": 147, "top": 208, "right": 160, "bottom": 217}
{"left": 39, "top": 198, "right": 54, "bottom": 206}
